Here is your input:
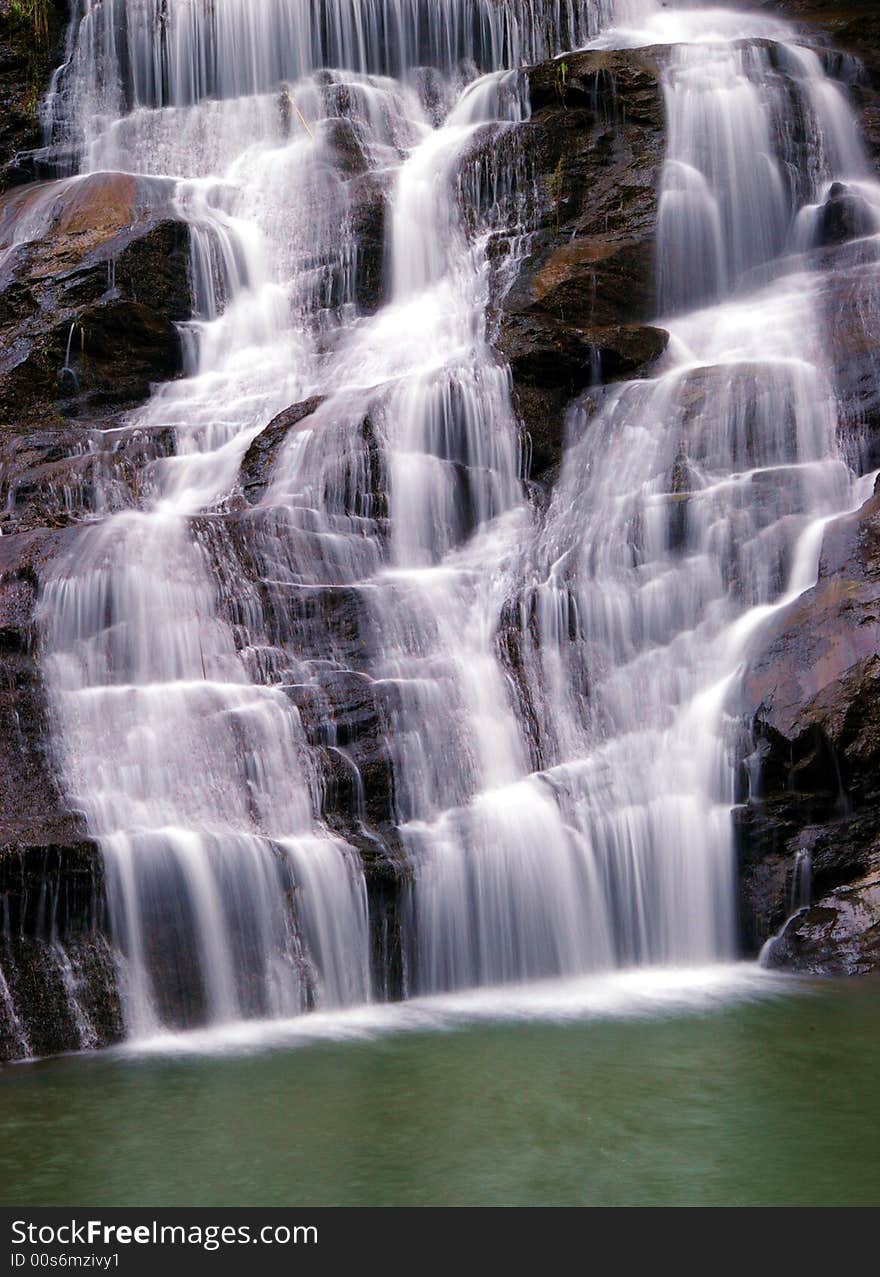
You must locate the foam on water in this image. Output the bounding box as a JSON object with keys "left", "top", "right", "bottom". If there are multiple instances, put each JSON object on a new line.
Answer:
{"left": 112, "top": 964, "right": 801, "bottom": 1060}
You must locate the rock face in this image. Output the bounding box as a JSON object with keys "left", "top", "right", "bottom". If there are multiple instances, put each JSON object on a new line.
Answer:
{"left": 734, "top": 492, "right": 880, "bottom": 970}
{"left": 0, "top": 173, "right": 192, "bottom": 422}
{"left": 0, "top": 173, "right": 191, "bottom": 544}
{"left": 0, "top": 527, "right": 83, "bottom": 852}
{"left": 492, "top": 48, "right": 670, "bottom": 479}
{"left": 815, "top": 236, "right": 880, "bottom": 474}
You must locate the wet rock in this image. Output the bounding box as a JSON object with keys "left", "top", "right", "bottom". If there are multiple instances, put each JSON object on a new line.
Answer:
{"left": 188, "top": 503, "right": 408, "bottom": 999}
{"left": 291, "top": 667, "right": 398, "bottom": 830}
{"left": 0, "top": 525, "right": 91, "bottom": 853}
{"left": 497, "top": 316, "right": 668, "bottom": 477}
{"left": 741, "top": 493, "right": 880, "bottom": 738}
{"left": 733, "top": 492, "right": 880, "bottom": 968}
{"left": 817, "top": 181, "right": 877, "bottom": 246}
{"left": 239, "top": 396, "right": 326, "bottom": 502}
{"left": 763, "top": 872, "right": 880, "bottom": 974}
{"left": 196, "top": 505, "right": 383, "bottom": 672}
{"left": 366, "top": 861, "right": 408, "bottom": 1002}
{"left": 0, "top": 418, "right": 178, "bottom": 534}
{"left": 413, "top": 66, "right": 453, "bottom": 127}
{"left": 1, "top": 929, "right": 124, "bottom": 1061}
{"left": 813, "top": 240, "right": 880, "bottom": 470}
{"left": 666, "top": 446, "right": 698, "bottom": 554}
{"left": 499, "top": 315, "right": 668, "bottom": 390}
{"left": 322, "top": 117, "right": 370, "bottom": 177}
{"left": 490, "top": 47, "right": 667, "bottom": 478}
{"left": 516, "top": 48, "right": 665, "bottom": 317}
{"left": 0, "top": 173, "right": 192, "bottom": 422}
{"left": 348, "top": 171, "right": 389, "bottom": 314}
{"left": 237, "top": 396, "right": 387, "bottom": 523}
{"left": 674, "top": 362, "right": 801, "bottom": 469}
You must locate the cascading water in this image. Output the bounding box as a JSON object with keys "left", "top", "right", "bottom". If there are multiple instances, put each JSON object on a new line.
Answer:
{"left": 510, "top": 1, "right": 880, "bottom": 973}
{"left": 18, "top": 0, "right": 880, "bottom": 1044}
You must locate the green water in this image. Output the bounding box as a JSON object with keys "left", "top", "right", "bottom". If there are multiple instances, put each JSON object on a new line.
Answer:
{"left": 1, "top": 975, "right": 879, "bottom": 1207}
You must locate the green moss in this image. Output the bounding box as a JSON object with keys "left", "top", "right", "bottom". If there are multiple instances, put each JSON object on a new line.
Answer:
{"left": 8, "top": 1, "right": 51, "bottom": 45}
{"left": 555, "top": 58, "right": 569, "bottom": 106}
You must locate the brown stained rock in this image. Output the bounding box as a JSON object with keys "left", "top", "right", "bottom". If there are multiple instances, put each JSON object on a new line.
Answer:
{"left": 22, "top": 171, "right": 140, "bottom": 250}
{"left": 0, "top": 172, "right": 191, "bottom": 424}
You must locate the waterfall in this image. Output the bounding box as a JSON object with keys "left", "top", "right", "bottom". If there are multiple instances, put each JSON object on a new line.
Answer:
{"left": 47, "top": 0, "right": 619, "bottom": 167}
{"left": 658, "top": 38, "right": 869, "bottom": 310}
{"left": 20, "top": 0, "right": 880, "bottom": 1042}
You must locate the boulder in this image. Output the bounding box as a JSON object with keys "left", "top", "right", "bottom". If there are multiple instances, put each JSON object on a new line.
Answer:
{"left": 816, "top": 181, "right": 877, "bottom": 247}
{"left": 763, "top": 871, "right": 880, "bottom": 974}
{"left": 0, "top": 172, "right": 192, "bottom": 422}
